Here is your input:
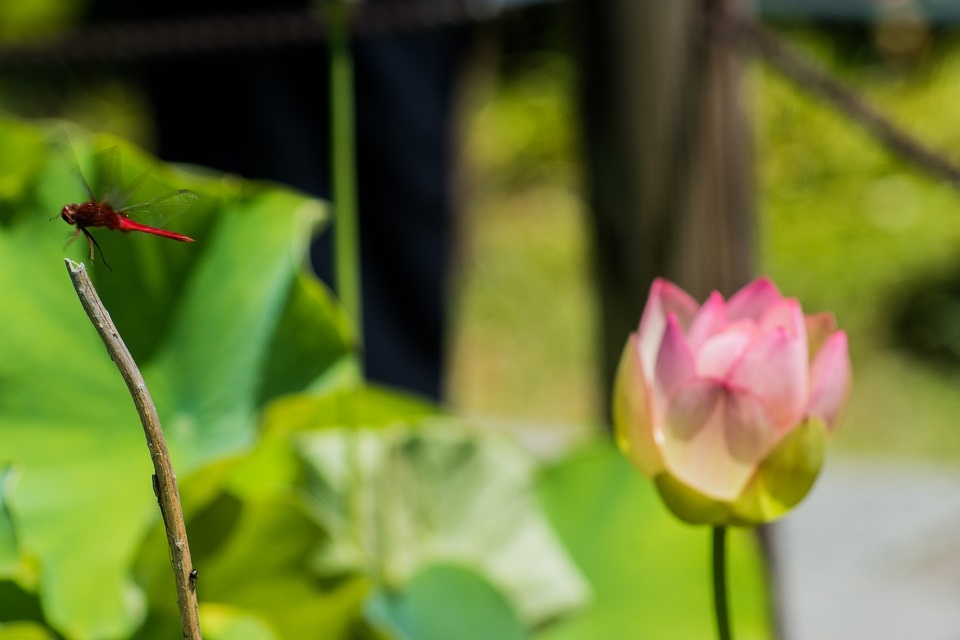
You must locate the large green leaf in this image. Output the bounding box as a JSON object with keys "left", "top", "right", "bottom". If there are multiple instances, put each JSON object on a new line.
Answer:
{"left": 0, "top": 621, "right": 57, "bottom": 640}
{"left": 133, "top": 488, "right": 373, "bottom": 640}
{"left": 196, "top": 604, "right": 280, "bottom": 640}
{"left": 0, "top": 463, "right": 44, "bottom": 628}
{"left": 126, "top": 387, "right": 436, "bottom": 640}
{"left": 130, "top": 389, "right": 432, "bottom": 639}
{"left": 132, "top": 384, "right": 581, "bottom": 640}
{"left": 0, "top": 119, "right": 353, "bottom": 638}
{"left": 0, "top": 465, "right": 18, "bottom": 576}
{"left": 260, "top": 385, "right": 438, "bottom": 435}
{"left": 286, "top": 410, "right": 589, "bottom": 629}
{"left": 536, "top": 442, "right": 770, "bottom": 640}
{"left": 367, "top": 565, "right": 528, "bottom": 640}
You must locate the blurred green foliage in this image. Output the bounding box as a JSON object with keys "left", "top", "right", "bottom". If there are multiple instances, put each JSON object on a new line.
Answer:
{"left": 0, "top": 118, "right": 619, "bottom": 640}
{"left": 537, "top": 444, "right": 769, "bottom": 640}
{"left": 754, "top": 29, "right": 960, "bottom": 458}
{"left": 0, "top": 0, "right": 82, "bottom": 41}
{"left": 454, "top": 30, "right": 960, "bottom": 461}
{"left": 450, "top": 55, "right": 598, "bottom": 427}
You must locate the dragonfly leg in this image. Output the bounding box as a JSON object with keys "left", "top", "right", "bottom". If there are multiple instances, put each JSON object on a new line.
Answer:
{"left": 63, "top": 228, "right": 81, "bottom": 248}
{"left": 81, "top": 228, "right": 112, "bottom": 271}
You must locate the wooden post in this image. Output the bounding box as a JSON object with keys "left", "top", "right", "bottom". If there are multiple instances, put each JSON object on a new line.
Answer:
{"left": 573, "top": 0, "right": 783, "bottom": 637}
{"left": 574, "top": 0, "right": 754, "bottom": 401}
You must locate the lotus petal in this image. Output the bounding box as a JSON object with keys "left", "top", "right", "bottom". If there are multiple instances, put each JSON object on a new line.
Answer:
{"left": 660, "top": 381, "right": 778, "bottom": 501}
{"left": 728, "top": 323, "right": 808, "bottom": 430}
{"left": 637, "top": 279, "right": 699, "bottom": 380}
{"left": 730, "top": 417, "right": 828, "bottom": 525}
{"left": 806, "top": 332, "right": 851, "bottom": 432}
{"left": 613, "top": 335, "right": 664, "bottom": 476}
{"left": 686, "top": 292, "right": 728, "bottom": 350}
{"left": 726, "top": 277, "right": 783, "bottom": 322}
{"left": 695, "top": 328, "right": 753, "bottom": 380}
{"left": 653, "top": 315, "right": 697, "bottom": 416}
{"left": 759, "top": 297, "right": 807, "bottom": 339}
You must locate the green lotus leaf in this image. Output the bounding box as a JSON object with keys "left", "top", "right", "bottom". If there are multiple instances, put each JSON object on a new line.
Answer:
{"left": 132, "top": 488, "right": 373, "bottom": 640}
{"left": 260, "top": 386, "right": 438, "bottom": 437}
{"left": 367, "top": 564, "right": 528, "bottom": 640}
{"left": 0, "top": 119, "right": 354, "bottom": 638}
{"left": 0, "top": 465, "right": 18, "bottom": 576}
{"left": 196, "top": 604, "right": 280, "bottom": 640}
{"left": 0, "top": 621, "right": 57, "bottom": 640}
{"left": 536, "top": 442, "right": 770, "bottom": 640}
{"left": 282, "top": 406, "right": 589, "bottom": 630}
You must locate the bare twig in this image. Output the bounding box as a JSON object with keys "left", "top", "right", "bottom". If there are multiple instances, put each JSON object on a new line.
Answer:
{"left": 712, "top": 9, "right": 960, "bottom": 188}
{"left": 64, "top": 259, "right": 201, "bottom": 640}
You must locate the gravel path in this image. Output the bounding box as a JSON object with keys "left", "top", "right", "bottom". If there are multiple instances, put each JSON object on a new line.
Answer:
{"left": 778, "top": 458, "right": 960, "bottom": 640}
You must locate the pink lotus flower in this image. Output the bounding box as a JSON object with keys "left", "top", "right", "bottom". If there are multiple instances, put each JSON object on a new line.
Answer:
{"left": 613, "top": 277, "right": 851, "bottom": 525}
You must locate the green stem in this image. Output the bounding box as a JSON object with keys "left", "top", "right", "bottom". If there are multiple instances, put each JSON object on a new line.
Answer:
{"left": 328, "top": 2, "right": 363, "bottom": 360}
{"left": 326, "top": 0, "right": 371, "bottom": 582}
{"left": 713, "top": 526, "right": 733, "bottom": 640}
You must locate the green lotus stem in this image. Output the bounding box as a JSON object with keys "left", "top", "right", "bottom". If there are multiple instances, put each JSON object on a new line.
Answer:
{"left": 713, "top": 526, "right": 733, "bottom": 640}
{"left": 327, "top": 1, "right": 362, "bottom": 357}
{"left": 325, "top": 1, "right": 373, "bottom": 584}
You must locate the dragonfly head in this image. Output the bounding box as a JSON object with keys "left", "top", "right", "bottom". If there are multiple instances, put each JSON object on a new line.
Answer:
{"left": 59, "top": 203, "right": 79, "bottom": 225}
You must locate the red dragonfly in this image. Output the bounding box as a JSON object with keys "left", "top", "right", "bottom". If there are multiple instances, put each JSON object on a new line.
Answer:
{"left": 52, "top": 136, "right": 198, "bottom": 268}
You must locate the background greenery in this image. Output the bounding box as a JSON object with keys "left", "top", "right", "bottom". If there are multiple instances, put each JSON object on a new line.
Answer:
{"left": 451, "top": 27, "right": 960, "bottom": 461}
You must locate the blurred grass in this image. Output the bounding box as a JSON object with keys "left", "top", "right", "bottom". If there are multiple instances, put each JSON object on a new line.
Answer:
{"left": 448, "top": 30, "right": 960, "bottom": 460}
{"left": 447, "top": 55, "right": 601, "bottom": 429}
{"left": 756, "top": 29, "right": 960, "bottom": 459}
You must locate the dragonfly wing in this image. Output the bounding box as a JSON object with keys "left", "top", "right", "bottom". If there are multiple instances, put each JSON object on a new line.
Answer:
{"left": 47, "top": 130, "right": 95, "bottom": 202}
{"left": 120, "top": 189, "right": 199, "bottom": 227}
{"left": 95, "top": 146, "right": 123, "bottom": 206}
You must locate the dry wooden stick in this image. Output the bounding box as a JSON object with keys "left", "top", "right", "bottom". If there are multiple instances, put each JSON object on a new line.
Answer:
{"left": 64, "top": 258, "right": 201, "bottom": 640}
